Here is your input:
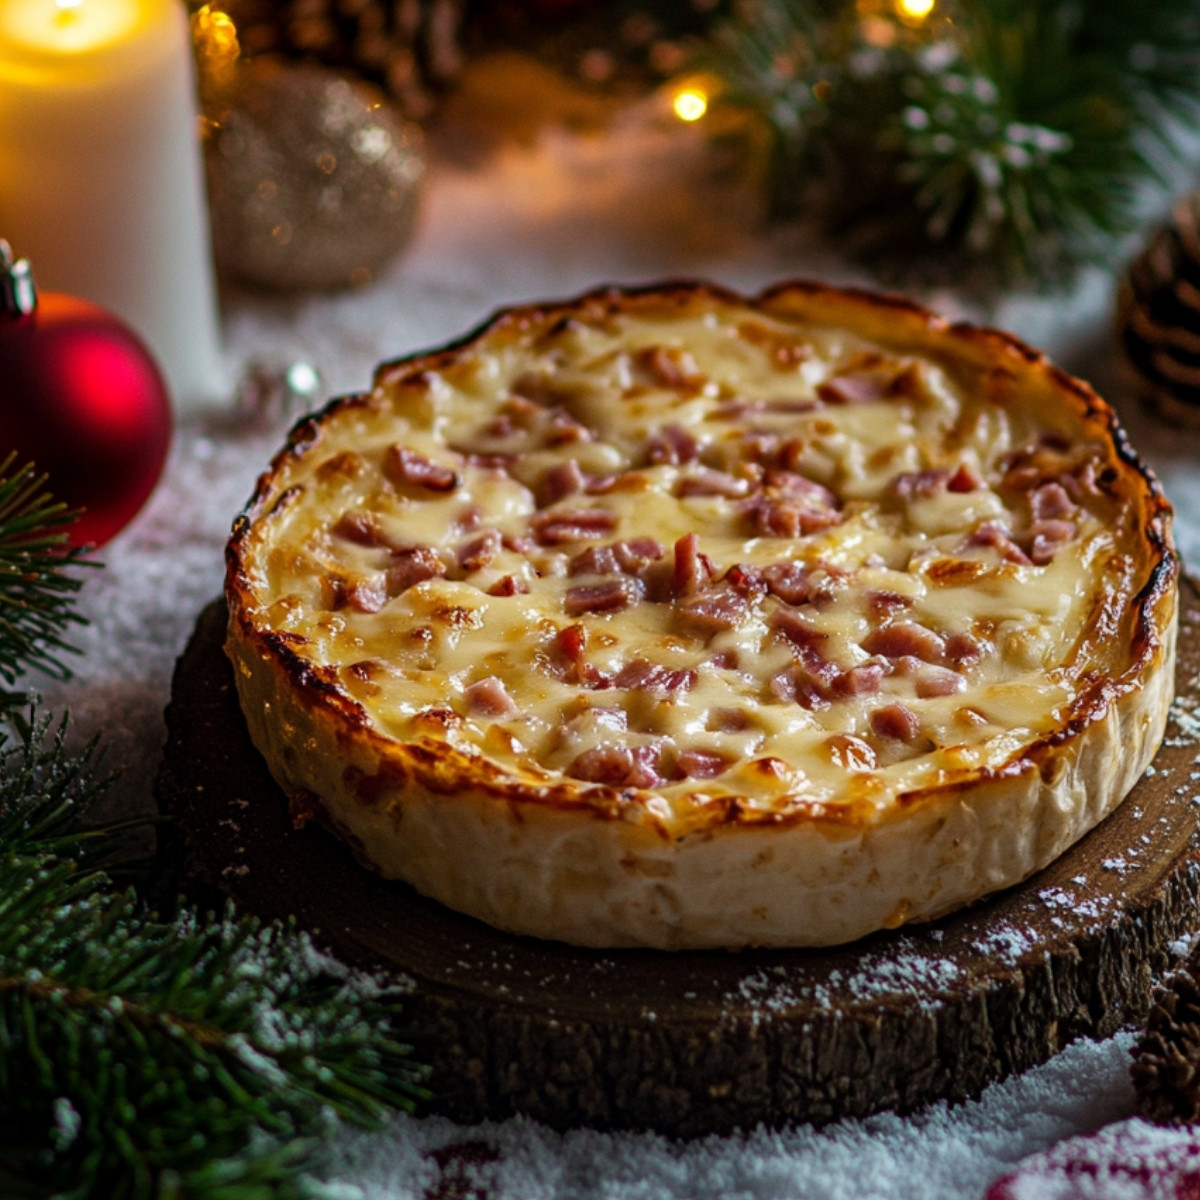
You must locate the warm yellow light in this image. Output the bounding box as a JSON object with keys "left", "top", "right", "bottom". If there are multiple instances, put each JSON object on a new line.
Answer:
{"left": 191, "top": 4, "right": 239, "bottom": 69}
{"left": 673, "top": 88, "right": 708, "bottom": 123}
{"left": 895, "top": 0, "right": 935, "bottom": 21}
{"left": 55, "top": 0, "right": 83, "bottom": 10}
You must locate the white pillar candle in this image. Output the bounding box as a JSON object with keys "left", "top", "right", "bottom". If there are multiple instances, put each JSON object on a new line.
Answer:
{"left": 0, "top": 0, "right": 226, "bottom": 414}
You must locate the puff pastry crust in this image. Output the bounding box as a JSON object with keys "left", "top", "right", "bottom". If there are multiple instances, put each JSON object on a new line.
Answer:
{"left": 225, "top": 281, "right": 1178, "bottom": 949}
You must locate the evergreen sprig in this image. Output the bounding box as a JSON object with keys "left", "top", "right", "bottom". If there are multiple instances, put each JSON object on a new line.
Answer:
{"left": 696, "top": 0, "right": 1200, "bottom": 286}
{"left": 0, "top": 712, "right": 428, "bottom": 1200}
{"left": 0, "top": 705, "right": 429, "bottom": 1195}
{"left": 0, "top": 455, "right": 94, "bottom": 708}
{"left": 0, "top": 475, "right": 429, "bottom": 1196}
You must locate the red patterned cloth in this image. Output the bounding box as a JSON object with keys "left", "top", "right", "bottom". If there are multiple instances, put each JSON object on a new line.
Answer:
{"left": 985, "top": 1118, "right": 1200, "bottom": 1199}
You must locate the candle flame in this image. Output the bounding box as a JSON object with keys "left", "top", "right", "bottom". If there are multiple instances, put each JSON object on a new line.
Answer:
{"left": 895, "top": 0, "right": 935, "bottom": 22}
{"left": 673, "top": 88, "right": 708, "bottom": 123}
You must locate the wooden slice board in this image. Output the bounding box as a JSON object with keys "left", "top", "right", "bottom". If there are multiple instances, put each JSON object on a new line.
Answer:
{"left": 156, "top": 583, "right": 1200, "bottom": 1137}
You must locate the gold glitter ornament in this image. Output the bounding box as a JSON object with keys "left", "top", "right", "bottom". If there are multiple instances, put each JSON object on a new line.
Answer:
{"left": 205, "top": 59, "right": 425, "bottom": 290}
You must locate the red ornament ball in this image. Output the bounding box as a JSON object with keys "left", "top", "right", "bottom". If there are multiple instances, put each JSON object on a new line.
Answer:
{"left": 0, "top": 291, "right": 172, "bottom": 548}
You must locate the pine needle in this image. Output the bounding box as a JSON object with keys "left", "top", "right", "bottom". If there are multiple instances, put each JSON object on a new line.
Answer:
{"left": 0, "top": 456, "right": 95, "bottom": 708}
{"left": 697, "top": 0, "right": 1200, "bottom": 287}
{"left": 0, "top": 711, "right": 429, "bottom": 1200}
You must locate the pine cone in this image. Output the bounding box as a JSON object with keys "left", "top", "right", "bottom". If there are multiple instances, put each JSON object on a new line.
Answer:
{"left": 1118, "top": 192, "right": 1200, "bottom": 428}
{"left": 1131, "top": 949, "right": 1200, "bottom": 1123}
{"left": 211, "top": 0, "right": 466, "bottom": 120}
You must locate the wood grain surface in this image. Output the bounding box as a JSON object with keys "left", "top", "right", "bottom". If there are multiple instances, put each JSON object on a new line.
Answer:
{"left": 156, "top": 581, "right": 1200, "bottom": 1136}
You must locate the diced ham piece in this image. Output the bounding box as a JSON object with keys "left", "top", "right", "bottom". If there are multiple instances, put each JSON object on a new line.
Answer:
{"left": 892, "top": 469, "right": 951, "bottom": 500}
{"left": 968, "top": 521, "right": 1033, "bottom": 565}
{"left": 587, "top": 470, "right": 652, "bottom": 495}
{"left": 676, "top": 748, "right": 730, "bottom": 779}
{"left": 501, "top": 533, "right": 537, "bottom": 554}
{"left": 1067, "top": 458, "right": 1115, "bottom": 499}
{"left": 1028, "top": 518, "right": 1076, "bottom": 565}
{"left": 948, "top": 463, "right": 982, "bottom": 492}
{"left": 817, "top": 371, "right": 891, "bottom": 405}
{"left": 945, "top": 631, "right": 984, "bottom": 665}
{"left": 510, "top": 372, "right": 569, "bottom": 409}
{"left": 710, "top": 398, "right": 765, "bottom": 420}
{"left": 723, "top": 563, "right": 767, "bottom": 595}
{"left": 746, "top": 496, "right": 842, "bottom": 538}
{"left": 888, "top": 655, "right": 924, "bottom": 679}
{"left": 744, "top": 474, "right": 842, "bottom": 538}
{"left": 776, "top": 438, "right": 809, "bottom": 474}
{"left": 861, "top": 621, "right": 946, "bottom": 664}
{"left": 383, "top": 446, "right": 460, "bottom": 492}
{"left": 766, "top": 469, "right": 837, "bottom": 504}
{"left": 464, "top": 677, "right": 518, "bottom": 717}
{"left": 537, "top": 459, "right": 588, "bottom": 506}
{"left": 343, "top": 575, "right": 388, "bottom": 614}
{"left": 914, "top": 665, "right": 966, "bottom": 698}
{"left": 709, "top": 706, "right": 750, "bottom": 731}
{"left": 871, "top": 703, "right": 921, "bottom": 742}
{"left": 645, "top": 423, "right": 700, "bottom": 465}
{"left": 771, "top": 610, "right": 842, "bottom": 692}
{"left": 832, "top": 662, "right": 885, "bottom": 698}
{"left": 867, "top": 590, "right": 913, "bottom": 617}
{"left": 570, "top": 544, "right": 621, "bottom": 576}
{"left": 564, "top": 577, "right": 645, "bottom": 616}
{"left": 487, "top": 574, "right": 528, "bottom": 596}
{"left": 767, "top": 398, "right": 821, "bottom": 414}
{"left": 386, "top": 546, "right": 446, "bottom": 594}
{"left": 1002, "top": 462, "right": 1042, "bottom": 491}
{"left": 737, "top": 431, "right": 781, "bottom": 464}
{"left": 1030, "top": 481, "right": 1077, "bottom": 521}
{"left": 333, "top": 511, "right": 387, "bottom": 546}
{"left": 570, "top": 538, "right": 665, "bottom": 578}
{"left": 454, "top": 506, "right": 483, "bottom": 532}
{"left": 769, "top": 666, "right": 829, "bottom": 711}
{"left": 620, "top": 744, "right": 667, "bottom": 789}
{"left": 613, "top": 538, "right": 665, "bottom": 571}
{"left": 481, "top": 413, "right": 516, "bottom": 440}
{"left": 545, "top": 410, "right": 592, "bottom": 446}
{"left": 737, "top": 320, "right": 811, "bottom": 368}
{"left": 676, "top": 585, "right": 749, "bottom": 636}
{"left": 892, "top": 464, "right": 979, "bottom": 498}
{"left": 635, "top": 346, "right": 704, "bottom": 391}
{"left": 531, "top": 508, "right": 617, "bottom": 545}
{"left": 550, "top": 622, "right": 608, "bottom": 688}
{"left": 673, "top": 532, "right": 716, "bottom": 597}
{"left": 762, "top": 561, "right": 813, "bottom": 606}
{"left": 568, "top": 743, "right": 665, "bottom": 789}
{"left": 457, "top": 530, "right": 501, "bottom": 572}
{"left": 613, "top": 657, "right": 697, "bottom": 697}
{"left": 771, "top": 606, "right": 823, "bottom": 650}
{"left": 557, "top": 622, "right": 588, "bottom": 663}
{"left": 501, "top": 395, "right": 542, "bottom": 426}
{"left": 677, "top": 467, "right": 751, "bottom": 498}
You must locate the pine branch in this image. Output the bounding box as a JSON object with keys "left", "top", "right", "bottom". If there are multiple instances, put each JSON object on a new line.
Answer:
{"left": 0, "top": 712, "right": 429, "bottom": 1200}
{"left": 696, "top": 0, "right": 1200, "bottom": 287}
{"left": 0, "top": 709, "right": 117, "bottom": 866}
{"left": 0, "top": 456, "right": 95, "bottom": 708}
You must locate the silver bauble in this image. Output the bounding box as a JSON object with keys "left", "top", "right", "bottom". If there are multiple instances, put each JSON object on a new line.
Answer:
{"left": 206, "top": 61, "right": 425, "bottom": 290}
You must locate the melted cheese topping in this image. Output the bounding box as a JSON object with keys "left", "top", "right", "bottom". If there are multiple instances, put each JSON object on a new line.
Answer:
{"left": 238, "top": 296, "right": 1140, "bottom": 822}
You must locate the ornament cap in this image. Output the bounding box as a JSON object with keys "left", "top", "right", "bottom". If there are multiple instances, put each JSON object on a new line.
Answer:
{"left": 0, "top": 240, "right": 36, "bottom": 319}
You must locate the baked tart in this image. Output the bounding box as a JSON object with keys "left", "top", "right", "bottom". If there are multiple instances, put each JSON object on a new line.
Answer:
{"left": 225, "top": 281, "right": 1178, "bottom": 949}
